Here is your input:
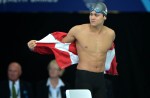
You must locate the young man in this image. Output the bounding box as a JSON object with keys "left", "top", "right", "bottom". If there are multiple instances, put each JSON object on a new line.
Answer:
{"left": 62, "top": 3, "right": 115, "bottom": 98}
{"left": 28, "top": 2, "right": 115, "bottom": 98}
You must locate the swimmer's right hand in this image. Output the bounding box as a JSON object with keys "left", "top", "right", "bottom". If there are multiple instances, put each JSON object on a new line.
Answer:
{"left": 27, "top": 40, "right": 37, "bottom": 51}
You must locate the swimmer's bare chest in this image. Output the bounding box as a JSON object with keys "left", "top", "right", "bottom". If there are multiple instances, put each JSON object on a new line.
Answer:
{"left": 75, "top": 31, "right": 112, "bottom": 72}
{"left": 76, "top": 31, "right": 111, "bottom": 53}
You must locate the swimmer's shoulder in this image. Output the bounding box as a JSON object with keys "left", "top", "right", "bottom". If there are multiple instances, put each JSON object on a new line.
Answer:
{"left": 104, "top": 26, "right": 115, "bottom": 34}
{"left": 71, "top": 23, "right": 89, "bottom": 30}
{"left": 104, "top": 26, "right": 116, "bottom": 39}
{"left": 80, "top": 23, "right": 90, "bottom": 28}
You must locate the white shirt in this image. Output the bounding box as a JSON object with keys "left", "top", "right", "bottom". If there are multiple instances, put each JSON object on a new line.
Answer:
{"left": 46, "top": 78, "right": 65, "bottom": 98}
{"left": 9, "top": 80, "right": 20, "bottom": 98}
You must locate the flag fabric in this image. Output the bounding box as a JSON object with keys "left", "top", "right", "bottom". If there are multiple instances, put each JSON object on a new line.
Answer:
{"left": 33, "top": 31, "right": 118, "bottom": 75}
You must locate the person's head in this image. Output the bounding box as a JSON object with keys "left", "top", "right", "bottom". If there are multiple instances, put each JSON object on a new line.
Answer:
{"left": 47, "top": 60, "right": 64, "bottom": 79}
{"left": 8, "top": 62, "right": 22, "bottom": 82}
{"left": 89, "top": 2, "right": 107, "bottom": 26}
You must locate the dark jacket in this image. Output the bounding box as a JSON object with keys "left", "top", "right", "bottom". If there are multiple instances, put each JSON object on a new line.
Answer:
{"left": 0, "top": 80, "right": 34, "bottom": 98}
{"left": 36, "top": 79, "right": 70, "bottom": 98}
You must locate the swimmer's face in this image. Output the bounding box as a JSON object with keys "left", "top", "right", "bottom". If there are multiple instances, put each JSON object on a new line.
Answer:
{"left": 89, "top": 11, "right": 106, "bottom": 26}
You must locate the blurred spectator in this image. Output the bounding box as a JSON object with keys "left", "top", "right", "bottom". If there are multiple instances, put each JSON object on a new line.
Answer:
{"left": 36, "top": 59, "right": 70, "bottom": 98}
{"left": 0, "top": 62, "right": 34, "bottom": 98}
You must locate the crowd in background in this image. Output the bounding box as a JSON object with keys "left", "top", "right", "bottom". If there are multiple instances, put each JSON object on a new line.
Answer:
{"left": 0, "top": 60, "right": 114, "bottom": 98}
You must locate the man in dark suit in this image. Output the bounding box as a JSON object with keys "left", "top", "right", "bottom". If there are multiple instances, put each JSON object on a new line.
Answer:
{"left": 0, "top": 62, "right": 33, "bottom": 98}
{"left": 36, "top": 59, "right": 70, "bottom": 98}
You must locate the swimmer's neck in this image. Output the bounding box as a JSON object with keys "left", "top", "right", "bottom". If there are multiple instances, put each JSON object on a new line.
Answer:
{"left": 89, "top": 24, "right": 104, "bottom": 34}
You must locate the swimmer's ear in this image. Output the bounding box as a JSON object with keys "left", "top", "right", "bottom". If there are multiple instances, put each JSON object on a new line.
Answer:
{"left": 104, "top": 16, "right": 107, "bottom": 20}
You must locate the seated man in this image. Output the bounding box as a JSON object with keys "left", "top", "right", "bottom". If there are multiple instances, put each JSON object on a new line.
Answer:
{"left": 0, "top": 62, "right": 33, "bottom": 98}
{"left": 36, "top": 59, "right": 70, "bottom": 98}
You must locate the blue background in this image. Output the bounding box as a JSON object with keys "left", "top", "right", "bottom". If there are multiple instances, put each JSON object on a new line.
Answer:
{"left": 0, "top": 0, "right": 149, "bottom": 12}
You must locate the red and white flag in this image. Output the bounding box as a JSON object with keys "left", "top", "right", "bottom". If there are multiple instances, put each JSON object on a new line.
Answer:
{"left": 33, "top": 32, "right": 118, "bottom": 75}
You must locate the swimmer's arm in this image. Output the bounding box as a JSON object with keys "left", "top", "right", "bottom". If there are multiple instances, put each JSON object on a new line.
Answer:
{"left": 108, "top": 28, "right": 116, "bottom": 41}
{"left": 107, "top": 30, "right": 116, "bottom": 49}
{"left": 62, "top": 26, "right": 77, "bottom": 43}
{"left": 111, "top": 30, "right": 116, "bottom": 41}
